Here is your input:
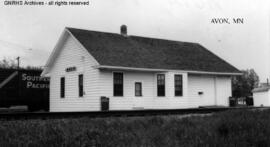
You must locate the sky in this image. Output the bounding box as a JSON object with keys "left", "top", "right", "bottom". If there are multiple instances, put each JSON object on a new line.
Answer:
{"left": 0, "top": 0, "right": 269, "bottom": 82}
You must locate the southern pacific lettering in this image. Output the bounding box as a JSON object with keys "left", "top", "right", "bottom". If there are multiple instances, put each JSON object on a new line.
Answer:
{"left": 0, "top": 68, "right": 49, "bottom": 111}
{"left": 21, "top": 73, "right": 49, "bottom": 88}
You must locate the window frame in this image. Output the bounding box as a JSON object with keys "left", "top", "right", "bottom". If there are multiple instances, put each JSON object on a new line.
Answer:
{"left": 113, "top": 72, "right": 124, "bottom": 97}
{"left": 157, "top": 74, "right": 165, "bottom": 97}
{"left": 60, "top": 77, "right": 65, "bottom": 98}
{"left": 174, "top": 74, "right": 183, "bottom": 97}
{"left": 135, "top": 82, "right": 142, "bottom": 97}
{"left": 78, "top": 74, "right": 84, "bottom": 97}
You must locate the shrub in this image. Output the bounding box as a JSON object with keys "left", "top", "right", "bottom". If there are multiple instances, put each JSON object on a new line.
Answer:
{"left": 0, "top": 109, "right": 269, "bottom": 146}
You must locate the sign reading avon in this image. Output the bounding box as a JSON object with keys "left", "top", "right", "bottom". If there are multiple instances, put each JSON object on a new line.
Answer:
{"left": 65, "top": 66, "right": 76, "bottom": 72}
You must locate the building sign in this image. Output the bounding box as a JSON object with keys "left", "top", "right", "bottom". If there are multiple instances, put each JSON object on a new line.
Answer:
{"left": 66, "top": 66, "right": 76, "bottom": 72}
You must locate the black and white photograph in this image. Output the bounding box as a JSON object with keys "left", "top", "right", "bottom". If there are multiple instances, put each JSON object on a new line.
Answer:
{"left": 0, "top": 0, "right": 270, "bottom": 146}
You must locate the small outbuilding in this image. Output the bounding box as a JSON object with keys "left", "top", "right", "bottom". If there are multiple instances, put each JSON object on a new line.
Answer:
{"left": 253, "top": 85, "right": 270, "bottom": 106}
{"left": 41, "top": 26, "right": 241, "bottom": 112}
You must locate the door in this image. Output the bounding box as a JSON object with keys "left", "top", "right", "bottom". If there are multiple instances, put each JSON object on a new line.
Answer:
{"left": 202, "top": 76, "right": 216, "bottom": 106}
{"left": 188, "top": 75, "right": 216, "bottom": 106}
{"left": 133, "top": 82, "right": 145, "bottom": 109}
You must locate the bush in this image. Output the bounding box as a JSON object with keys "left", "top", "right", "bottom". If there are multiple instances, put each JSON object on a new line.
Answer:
{"left": 0, "top": 109, "right": 269, "bottom": 146}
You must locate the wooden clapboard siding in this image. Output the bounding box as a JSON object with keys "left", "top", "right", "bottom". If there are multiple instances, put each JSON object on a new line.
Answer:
{"left": 98, "top": 70, "right": 231, "bottom": 110}
{"left": 99, "top": 71, "right": 192, "bottom": 110}
{"left": 216, "top": 76, "right": 231, "bottom": 106}
{"left": 151, "top": 72, "right": 189, "bottom": 109}
{"left": 188, "top": 75, "right": 231, "bottom": 107}
{"left": 47, "top": 31, "right": 233, "bottom": 112}
{"left": 188, "top": 75, "right": 216, "bottom": 106}
{"left": 49, "top": 34, "right": 100, "bottom": 112}
{"left": 99, "top": 71, "right": 156, "bottom": 110}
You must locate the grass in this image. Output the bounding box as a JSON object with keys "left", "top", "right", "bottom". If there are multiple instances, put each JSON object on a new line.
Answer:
{"left": 0, "top": 109, "right": 270, "bottom": 146}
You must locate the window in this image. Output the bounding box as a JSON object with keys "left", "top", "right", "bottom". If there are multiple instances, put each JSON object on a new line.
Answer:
{"left": 79, "top": 74, "right": 83, "bottom": 97}
{"left": 113, "top": 72, "right": 123, "bottom": 96}
{"left": 135, "top": 82, "right": 142, "bottom": 96}
{"left": 60, "top": 77, "right": 65, "bottom": 98}
{"left": 175, "top": 75, "right": 183, "bottom": 96}
{"left": 157, "top": 74, "right": 165, "bottom": 96}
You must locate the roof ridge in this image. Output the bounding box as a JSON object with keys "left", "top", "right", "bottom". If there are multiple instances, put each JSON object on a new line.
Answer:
{"left": 66, "top": 27, "right": 199, "bottom": 45}
{"left": 66, "top": 27, "right": 241, "bottom": 74}
{"left": 66, "top": 27, "right": 122, "bottom": 37}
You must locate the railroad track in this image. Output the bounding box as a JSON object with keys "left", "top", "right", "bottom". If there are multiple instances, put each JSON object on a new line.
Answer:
{"left": 0, "top": 106, "right": 267, "bottom": 120}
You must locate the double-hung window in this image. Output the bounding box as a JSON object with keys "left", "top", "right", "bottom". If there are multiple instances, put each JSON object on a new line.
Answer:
{"left": 157, "top": 74, "right": 165, "bottom": 96}
{"left": 78, "top": 74, "right": 83, "bottom": 97}
{"left": 135, "top": 82, "right": 142, "bottom": 97}
{"left": 60, "top": 77, "right": 65, "bottom": 98}
{"left": 175, "top": 75, "right": 183, "bottom": 96}
{"left": 113, "top": 72, "right": 123, "bottom": 96}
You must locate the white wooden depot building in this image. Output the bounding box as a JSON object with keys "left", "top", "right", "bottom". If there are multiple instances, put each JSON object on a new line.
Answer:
{"left": 41, "top": 26, "right": 241, "bottom": 112}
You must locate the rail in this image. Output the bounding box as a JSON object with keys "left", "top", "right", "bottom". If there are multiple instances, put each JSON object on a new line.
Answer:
{"left": 0, "top": 106, "right": 267, "bottom": 120}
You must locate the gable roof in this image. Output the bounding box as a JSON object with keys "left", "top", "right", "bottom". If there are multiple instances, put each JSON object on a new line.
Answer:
{"left": 66, "top": 27, "right": 240, "bottom": 74}
{"left": 41, "top": 27, "right": 242, "bottom": 76}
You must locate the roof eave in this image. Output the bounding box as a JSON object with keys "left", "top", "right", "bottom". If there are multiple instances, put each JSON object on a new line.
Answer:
{"left": 41, "top": 29, "right": 69, "bottom": 76}
{"left": 252, "top": 87, "right": 270, "bottom": 93}
{"left": 94, "top": 65, "right": 242, "bottom": 76}
{"left": 252, "top": 89, "right": 270, "bottom": 93}
{"left": 41, "top": 27, "right": 101, "bottom": 76}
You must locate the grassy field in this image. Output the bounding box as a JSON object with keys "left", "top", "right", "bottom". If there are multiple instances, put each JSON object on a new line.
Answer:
{"left": 0, "top": 109, "right": 270, "bottom": 147}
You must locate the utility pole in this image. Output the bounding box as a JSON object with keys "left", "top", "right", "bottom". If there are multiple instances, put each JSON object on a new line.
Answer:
{"left": 15, "top": 56, "right": 21, "bottom": 103}
{"left": 16, "top": 56, "right": 20, "bottom": 69}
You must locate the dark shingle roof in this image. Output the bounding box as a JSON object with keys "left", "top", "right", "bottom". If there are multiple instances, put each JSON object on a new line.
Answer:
{"left": 67, "top": 27, "right": 240, "bottom": 73}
